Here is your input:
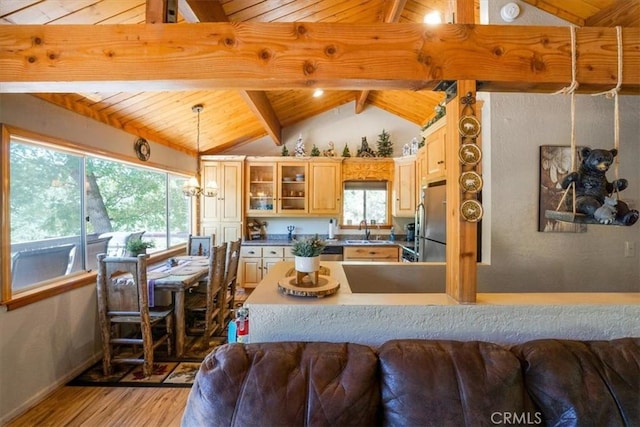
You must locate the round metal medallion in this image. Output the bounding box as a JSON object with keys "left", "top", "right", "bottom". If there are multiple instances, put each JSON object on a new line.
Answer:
{"left": 458, "top": 143, "right": 482, "bottom": 165}
{"left": 458, "top": 115, "right": 481, "bottom": 138}
{"left": 459, "top": 171, "right": 483, "bottom": 193}
{"left": 460, "top": 199, "right": 484, "bottom": 222}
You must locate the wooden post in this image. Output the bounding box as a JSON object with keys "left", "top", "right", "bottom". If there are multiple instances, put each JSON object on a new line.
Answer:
{"left": 445, "top": 0, "right": 478, "bottom": 304}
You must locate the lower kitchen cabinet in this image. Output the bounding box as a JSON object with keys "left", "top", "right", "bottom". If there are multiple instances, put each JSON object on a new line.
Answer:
{"left": 239, "top": 245, "right": 293, "bottom": 294}
{"left": 343, "top": 246, "right": 399, "bottom": 262}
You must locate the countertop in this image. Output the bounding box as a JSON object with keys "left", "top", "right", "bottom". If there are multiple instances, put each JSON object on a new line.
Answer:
{"left": 242, "top": 238, "right": 415, "bottom": 249}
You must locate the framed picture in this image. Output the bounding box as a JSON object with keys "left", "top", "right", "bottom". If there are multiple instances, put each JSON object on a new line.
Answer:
{"left": 539, "top": 145, "right": 587, "bottom": 233}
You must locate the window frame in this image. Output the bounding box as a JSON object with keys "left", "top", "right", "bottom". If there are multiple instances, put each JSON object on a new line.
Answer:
{"left": 340, "top": 180, "right": 392, "bottom": 228}
{"left": 0, "top": 124, "right": 192, "bottom": 310}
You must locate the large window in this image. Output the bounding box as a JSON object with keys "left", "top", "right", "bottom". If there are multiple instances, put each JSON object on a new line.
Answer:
{"left": 342, "top": 181, "right": 389, "bottom": 226}
{"left": 3, "top": 129, "right": 191, "bottom": 303}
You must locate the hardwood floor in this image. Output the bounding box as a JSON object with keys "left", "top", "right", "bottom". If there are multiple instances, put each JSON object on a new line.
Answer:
{"left": 6, "top": 386, "right": 191, "bottom": 426}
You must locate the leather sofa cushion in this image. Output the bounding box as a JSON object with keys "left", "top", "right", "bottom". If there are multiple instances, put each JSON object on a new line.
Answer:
{"left": 515, "top": 338, "right": 640, "bottom": 427}
{"left": 378, "top": 339, "right": 538, "bottom": 427}
{"left": 182, "top": 341, "right": 380, "bottom": 426}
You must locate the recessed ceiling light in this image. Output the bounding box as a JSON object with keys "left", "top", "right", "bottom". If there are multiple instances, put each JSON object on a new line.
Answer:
{"left": 313, "top": 88, "right": 324, "bottom": 97}
{"left": 424, "top": 11, "right": 442, "bottom": 25}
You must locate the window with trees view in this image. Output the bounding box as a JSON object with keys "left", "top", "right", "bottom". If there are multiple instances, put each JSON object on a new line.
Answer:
{"left": 4, "top": 131, "right": 191, "bottom": 301}
{"left": 342, "top": 181, "right": 388, "bottom": 226}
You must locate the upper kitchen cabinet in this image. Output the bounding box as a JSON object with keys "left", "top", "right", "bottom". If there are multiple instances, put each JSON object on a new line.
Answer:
{"left": 308, "top": 159, "right": 342, "bottom": 215}
{"left": 392, "top": 156, "right": 416, "bottom": 217}
{"left": 200, "top": 156, "right": 244, "bottom": 243}
{"left": 201, "top": 158, "right": 243, "bottom": 223}
{"left": 421, "top": 118, "right": 447, "bottom": 183}
{"left": 246, "top": 158, "right": 309, "bottom": 216}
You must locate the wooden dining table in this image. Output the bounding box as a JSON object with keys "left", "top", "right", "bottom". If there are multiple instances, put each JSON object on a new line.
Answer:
{"left": 147, "top": 255, "right": 209, "bottom": 357}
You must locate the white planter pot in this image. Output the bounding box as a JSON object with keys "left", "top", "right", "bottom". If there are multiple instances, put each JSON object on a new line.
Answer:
{"left": 295, "top": 256, "right": 320, "bottom": 273}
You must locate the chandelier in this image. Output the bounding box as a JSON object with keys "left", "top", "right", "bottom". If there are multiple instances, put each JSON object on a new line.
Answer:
{"left": 182, "top": 104, "right": 218, "bottom": 197}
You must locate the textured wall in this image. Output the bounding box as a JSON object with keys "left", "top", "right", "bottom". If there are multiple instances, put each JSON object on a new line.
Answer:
{"left": 249, "top": 302, "right": 640, "bottom": 346}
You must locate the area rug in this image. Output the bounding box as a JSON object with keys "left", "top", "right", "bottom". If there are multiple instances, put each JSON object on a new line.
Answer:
{"left": 68, "top": 336, "right": 225, "bottom": 388}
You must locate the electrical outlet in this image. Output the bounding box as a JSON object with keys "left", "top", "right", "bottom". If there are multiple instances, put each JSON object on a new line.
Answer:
{"left": 624, "top": 241, "right": 636, "bottom": 258}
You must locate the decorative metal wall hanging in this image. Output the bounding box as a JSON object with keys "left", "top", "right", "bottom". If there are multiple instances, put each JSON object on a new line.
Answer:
{"left": 457, "top": 91, "right": 484, "bottom": 222}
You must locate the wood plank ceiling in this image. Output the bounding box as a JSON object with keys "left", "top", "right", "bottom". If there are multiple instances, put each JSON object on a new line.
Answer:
{"left": 0, "top": 0, "right": 637, "bottom": 155}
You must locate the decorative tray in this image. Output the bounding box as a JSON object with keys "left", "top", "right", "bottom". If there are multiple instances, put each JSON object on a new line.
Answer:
{"left": 278, "top": 275, "right": 339, "bottom": 298}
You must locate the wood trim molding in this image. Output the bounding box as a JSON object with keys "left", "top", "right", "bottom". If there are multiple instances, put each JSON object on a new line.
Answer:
{"left": 342, "top": 158, "right": 394, "bottom": 181}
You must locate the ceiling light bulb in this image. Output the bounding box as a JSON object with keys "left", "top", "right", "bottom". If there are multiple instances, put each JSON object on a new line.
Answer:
{"left": 423, "top": 11, "right": 442, "bottom": 25}
{"left": 313, "top": 88, "right": 324, "bottom": 97}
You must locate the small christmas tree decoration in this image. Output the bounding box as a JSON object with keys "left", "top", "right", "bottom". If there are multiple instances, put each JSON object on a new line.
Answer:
{"left": 294, "top": 134, "right": 306, "bottom": 157}
{"left": 281, "top": 144, "right": 289, "bottom": 156}
{"left": 376, "top": 129, "right": 393, "bottom": 157}
{"left": 357, "top": 136, "right": 376, "bottom": 157}
{"left": 310, "top": 144, "right": 320, "bottom": 156}
{"left": 342, "top": 144, "right": 351, "bottom": 157}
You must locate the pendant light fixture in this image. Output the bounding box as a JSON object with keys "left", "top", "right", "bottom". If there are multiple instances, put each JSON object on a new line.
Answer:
{"left": 182, "top": 104, "right": 218, "bottom": 197}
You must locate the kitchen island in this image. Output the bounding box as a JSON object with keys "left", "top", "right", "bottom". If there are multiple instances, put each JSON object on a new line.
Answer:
{"left": 245, "top": 261, "right": 640, "bottom": 345}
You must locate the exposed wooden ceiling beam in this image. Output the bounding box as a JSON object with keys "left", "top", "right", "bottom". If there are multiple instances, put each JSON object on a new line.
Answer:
{"left": 585, "top": 1, "right": 640, "bottom": 27}
{"left": 355, "top": 0, "right": 408, "bottom": 114}
{"left": 179, "top": 0, "right": 282, "bottom": 145}
{"left": 1, "top": 23, "right": 638, "bottom": 93}
{"left": 239, "top": 91, "right": 283, "bottom": 146}
{"left": 179, "top": 0, "right": 227, "bottom": 23}
{"left": 520, "top": 0, "right": 585, "bottom": 27}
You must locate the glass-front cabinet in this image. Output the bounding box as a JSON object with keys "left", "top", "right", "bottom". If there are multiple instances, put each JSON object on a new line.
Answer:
{"left": 246, "top": 159, "right": 308, "bottom": 215}
{"left": 247, "top": 163, "right": 275, "bottom": 214}
{"left": 278, "top": 162, "right": 308, "bottom": 214}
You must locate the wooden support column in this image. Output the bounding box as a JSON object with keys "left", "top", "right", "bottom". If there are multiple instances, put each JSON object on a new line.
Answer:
{"left": 445, "top": 0, "right": 477, "bottom": 304}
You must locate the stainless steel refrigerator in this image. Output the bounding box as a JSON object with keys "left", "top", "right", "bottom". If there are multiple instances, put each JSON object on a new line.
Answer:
{"left": 415, "top": 180, "right": 446, "bottom": 262}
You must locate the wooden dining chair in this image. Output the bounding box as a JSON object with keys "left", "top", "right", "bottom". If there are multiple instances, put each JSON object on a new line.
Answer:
{"left": 96, "top": 253, "right": 173, "bottom": 377}
{"left": 187, "top": 234, "right": 215, "bottom": 256}
{"left": 185, "top": 242, "right": 227, "bottom": 348}
{"left": 221, "top": 239, "right": 242, "bottom": 327}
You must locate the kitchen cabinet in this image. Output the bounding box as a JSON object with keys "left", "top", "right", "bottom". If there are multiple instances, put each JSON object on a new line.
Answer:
{"left": 246, "top": 159, "right": 309, "bottom": 216}
{"left": 343, "top": 246, "right": 399, "bottom": 262}
{"left": 421, "top": 118, "right": 447, "bottom": 183}
{"left": 200, "top": 158, "right": 243, "bottom": 242}
{"left": 309, "top": 159, "right": 342, "bottom": 215}
{"left": 239, "top": 245, "right": 293, "bottom": 291}
{"left": 392, "top": 156, "right": 416, "bottom": 217}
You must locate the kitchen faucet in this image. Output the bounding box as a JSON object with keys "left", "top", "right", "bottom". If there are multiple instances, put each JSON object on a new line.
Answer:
{"left": 359, "top": 220, "right": 370, "bottom": 240}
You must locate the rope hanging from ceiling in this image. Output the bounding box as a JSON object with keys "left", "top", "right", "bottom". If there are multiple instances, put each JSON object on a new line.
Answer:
{"left": 545, "top": 26, "right": 638, "bottom": 226}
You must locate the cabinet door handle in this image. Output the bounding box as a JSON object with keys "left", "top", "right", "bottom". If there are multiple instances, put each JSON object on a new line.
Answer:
{"left": 437, "top": 161, "right": 444, "bottom": 164}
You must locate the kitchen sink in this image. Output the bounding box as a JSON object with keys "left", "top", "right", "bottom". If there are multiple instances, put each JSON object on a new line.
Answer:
{"left": 344, "top": 239, "right": 396, "bottom": 245}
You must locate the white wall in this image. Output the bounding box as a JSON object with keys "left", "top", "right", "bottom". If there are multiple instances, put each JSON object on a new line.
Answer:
{"left": 0, "top": 94, "right": 194, "bottom": 423}
{"left": 223, "top": 101, "right": 422, "bottom": 158}
{"left": 476, "top": 1, "right": 640, "bottom": 292}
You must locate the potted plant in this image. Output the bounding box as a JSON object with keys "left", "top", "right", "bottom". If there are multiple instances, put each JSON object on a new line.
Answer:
{"left": 291, "top": 234, "right": 326, "bottom": 273}
{"left": 125, "top": 237, "right": 155, "bottom": 256}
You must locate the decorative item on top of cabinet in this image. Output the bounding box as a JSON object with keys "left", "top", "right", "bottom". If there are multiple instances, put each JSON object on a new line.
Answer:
{"left": 376, "top": 129, "right": 393, "bottom": 157}
{"left": 357, "top": 137, "right": 376, "bottom": 157}
{"left": 294, "top": 134, "right": 306, "bottom": 157}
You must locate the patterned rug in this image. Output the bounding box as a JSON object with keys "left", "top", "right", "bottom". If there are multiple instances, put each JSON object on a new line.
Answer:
{"left": 68, "top": 336, "right": 225, "bottom": 388}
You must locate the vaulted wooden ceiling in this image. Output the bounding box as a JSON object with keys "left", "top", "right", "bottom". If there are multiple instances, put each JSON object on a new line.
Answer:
{"left": 1, "top": 0, "right": 637, "bottom": 155}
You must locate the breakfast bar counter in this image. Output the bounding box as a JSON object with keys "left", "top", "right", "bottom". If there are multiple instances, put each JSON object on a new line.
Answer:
{"left": 245, "top": 261, "right": 640, "bottom": 346}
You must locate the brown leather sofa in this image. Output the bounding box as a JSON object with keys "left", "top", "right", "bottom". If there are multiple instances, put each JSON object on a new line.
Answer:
{"left": 182, "top": 338, "right": 639, "bottom": 426}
